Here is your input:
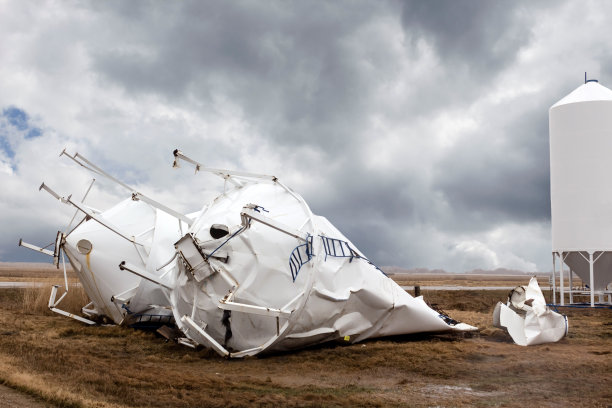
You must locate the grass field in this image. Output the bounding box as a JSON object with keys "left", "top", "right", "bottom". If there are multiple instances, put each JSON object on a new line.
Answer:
{"left": 0, "top": 266, "right": 610, "bottom": 407}
{"left": 391, "top": 273, "right": 576, "bottom": 290}
{"left": 0, "top": 263, "right": 78, "bottom": 284}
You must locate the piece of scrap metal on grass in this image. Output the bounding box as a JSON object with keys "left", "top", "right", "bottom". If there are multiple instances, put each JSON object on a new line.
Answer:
{"left": 493, "top": 277, "right": 568, "bottom": 346}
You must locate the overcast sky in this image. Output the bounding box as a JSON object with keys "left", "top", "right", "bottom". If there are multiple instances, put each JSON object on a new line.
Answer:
{"left": 1, "top": 0, "right": 611, "bottom": 272}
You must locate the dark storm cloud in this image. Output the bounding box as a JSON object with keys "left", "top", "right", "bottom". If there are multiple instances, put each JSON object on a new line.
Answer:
{"left": 433, "top": 110, "right": 551, "bottom": 231}
{"left": 88, "top": 0, "right": 550, "bottom": 269}
{"left": 400, "top": 1, "right": 530, "bottom": 73}
{"left": 594, "top": 57, "right": 612, "bottom": 86}
{"left": 90, "top": 1, "right": 385, "bottom": 152}
{"left": 307, "top": 171, "right": 418, "bottom": 226}
{"left": 87, "top": 0, "right": 416, "bottom": 263}
{"left": 398, "top": 1, "right": 548, "bottom": 116}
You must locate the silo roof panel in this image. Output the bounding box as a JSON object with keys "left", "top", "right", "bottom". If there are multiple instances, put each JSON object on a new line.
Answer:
{"left": 551, "top": 81, "right": 612, "bottom": 108}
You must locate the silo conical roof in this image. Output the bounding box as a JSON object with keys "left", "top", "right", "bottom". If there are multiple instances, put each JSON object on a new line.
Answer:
{"left": 551, "top": 81, "right": 612, "bottom": 108}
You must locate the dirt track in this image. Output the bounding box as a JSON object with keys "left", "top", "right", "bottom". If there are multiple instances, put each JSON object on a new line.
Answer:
{"left": 0, "top": 384, "right": 52, "bottom": 408}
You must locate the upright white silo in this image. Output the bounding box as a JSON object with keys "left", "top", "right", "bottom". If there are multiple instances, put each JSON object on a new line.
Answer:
{"left": 550, "top": 78, "right": 612, "bottom": 306}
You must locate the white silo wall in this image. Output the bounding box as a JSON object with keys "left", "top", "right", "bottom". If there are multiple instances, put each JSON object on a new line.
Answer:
{"left": 549, "top": 80, "right": 612, "bottom": 292}
{"left": 550, "top": 82, "right": 612, "bottom": 251}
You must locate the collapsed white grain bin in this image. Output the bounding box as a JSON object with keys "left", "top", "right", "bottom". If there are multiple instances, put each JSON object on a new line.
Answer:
{"left": 24, "top": 149, "right": 476, "bottom": 353}
{"left": 24, "top": 151, "right": 194, "bottom": 325}
{"left": 62, "top": 198, "right": 187, "bottom": 324}
{"left": 550, "top": 78, "right": 612, "bottom": 305}
{"left": 151, "top": 152, "right": 476, "bottom": 357}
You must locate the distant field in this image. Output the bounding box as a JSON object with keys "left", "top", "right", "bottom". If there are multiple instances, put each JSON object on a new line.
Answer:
{"left": 390, "top": 273, "right": 552, "bottom": 287}
{"left": 0, "top": 263, "right": 77, "bottom": 283}
{"left": 0, "top": 262, "right": 561, "bottom": 286}
{"left": 0, "top": 263, "right": 610, "bottom": 407}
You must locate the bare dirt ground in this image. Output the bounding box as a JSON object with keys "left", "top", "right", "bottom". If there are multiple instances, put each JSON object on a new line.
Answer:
{"left": 0, "top": 266, "right": 610, "bottom": 407}
{"left": 0, "top": 384, "right": 53, "bottom": 408}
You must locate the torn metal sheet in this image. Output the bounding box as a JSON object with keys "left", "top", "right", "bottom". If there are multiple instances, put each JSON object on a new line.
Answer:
{"left": 20, "top": 150, "right": 195, "bottom": 325}
{"left": 23, "top": 149, "right": 477, "bottom": 351}
{"left": 62, "top": 198, "right": 190, "bottom": 324}
{"left": 167, "top": 176, "right": 476, "bottom": 357}
{"left": 493, "top": 277, "right": 568, "bottom": 346}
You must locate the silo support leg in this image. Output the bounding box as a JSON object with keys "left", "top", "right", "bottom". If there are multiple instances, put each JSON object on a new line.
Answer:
{"left": 589, "top": 252, "right": 595, "bottom": 307}
{"left": 569, "top": 268, "right": 574, "bottom": 304}
{"left": 552, "top": 253, "right": 557, "bottom": 305}
{"left": 560, "top": 253, "right": 565, "bottom": 306}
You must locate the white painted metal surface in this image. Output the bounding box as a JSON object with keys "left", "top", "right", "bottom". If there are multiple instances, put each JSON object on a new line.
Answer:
{"left": 22, "top": 149, "right": 477, "bottom": 354}
{"left": 549, "top": 79, "right": 612, "bottom": 304}
{"left": 167, "top": 173, "right": 476, "bottom": 357}
{"left": 22, "top": 150, "right": 196, "bottom": 324}
{"left": 550, "top": 80, "right": 612, "bottom": 252}
{"left": 62, "top": 198, "right": 190, "bottom": 324}
{"left": 493, "top": 278, "right": 568, "bottom": 346}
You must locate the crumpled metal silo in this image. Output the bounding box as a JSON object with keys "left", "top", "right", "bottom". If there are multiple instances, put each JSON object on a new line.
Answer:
{"left": 163, "top": 152, "right": 475, "bottom": 357}
{"left": 22, "top": 149, "right": 475, "bottom": 354}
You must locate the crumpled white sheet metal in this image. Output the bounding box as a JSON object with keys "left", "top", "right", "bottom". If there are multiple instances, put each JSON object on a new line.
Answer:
{"left": 168, "top": 180, "right": 476, "bottom": 357}
{"left": 35, "top": 150, "right": 477, "bottom": 351}
{"left": 493, "top": 277, "right": 568, "bottom": 346}
{"left": 63, "top": 198, "right": 190, "bottom": 324}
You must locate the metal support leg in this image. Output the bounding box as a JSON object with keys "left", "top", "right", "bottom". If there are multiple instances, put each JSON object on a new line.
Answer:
{"left": 589, "top": 252, "right": 595, "bottom": 307}
{"left": 552, "top": 253, "right": 557, "bottom": 305}
{"left": 49, "top": 285, "right": 96, "bottom": 325}
{"left": 560, "top": 252, "right": 565, "bottom": 306}
{"left": 569, "top": 268, "right": 574, "bottom": 304}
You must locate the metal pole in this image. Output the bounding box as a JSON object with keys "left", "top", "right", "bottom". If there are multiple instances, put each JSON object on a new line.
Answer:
{"left": 552, "top": 252, "right": 557, "bottom": 304}
{"left": 569, "top": 267, "right": 574, "bottom": 304}
{"left": 560, "top": 252, "right": 565, "bottom": 306}
{"left": 589, "top": 252, "right": 595, "bottom": 307}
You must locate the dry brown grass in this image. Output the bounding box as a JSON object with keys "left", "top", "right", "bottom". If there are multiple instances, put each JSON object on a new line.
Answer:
{"left": 0, "top": 267, "right": 610, "bottom": 407}
{"left": 17, "top": 286, "right": 90, "bottom": 316}
{"left": 1, "top": 301, "right": 610, "bottom": 408}
{"left": 19, "top": 287, "right": 53, "bottom": 315}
